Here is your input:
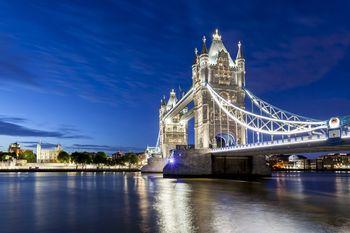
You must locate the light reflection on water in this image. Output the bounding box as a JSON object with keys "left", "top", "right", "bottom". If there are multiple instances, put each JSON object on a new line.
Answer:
{"left": 0, "top": 172, "right": 349, "bottom": 233}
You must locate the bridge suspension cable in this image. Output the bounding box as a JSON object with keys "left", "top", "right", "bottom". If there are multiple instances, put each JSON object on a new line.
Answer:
{"left": 206, "top": 84, "right": 328, "bottom": 136}
{"left": 244, "top": 89, "right": 318, "bottom": 122}
{"left": 156, "top": 129, "right": 160, "bottom": 148}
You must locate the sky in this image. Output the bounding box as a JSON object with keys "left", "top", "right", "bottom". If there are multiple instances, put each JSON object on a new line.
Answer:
{"left": 0, "top": 0, "right": 350, "bottom": 153}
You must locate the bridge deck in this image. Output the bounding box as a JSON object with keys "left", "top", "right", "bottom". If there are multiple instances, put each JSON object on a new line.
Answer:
{"left": 211, "top": 132, "right": 350, "bottom": 156}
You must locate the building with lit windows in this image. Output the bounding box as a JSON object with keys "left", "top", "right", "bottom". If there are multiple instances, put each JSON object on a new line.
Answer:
{"left": 36, "top": 143, "right": 62, "bottom": 163}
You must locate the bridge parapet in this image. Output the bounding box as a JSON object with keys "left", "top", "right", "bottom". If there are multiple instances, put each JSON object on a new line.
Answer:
{"left": 163, "top": 147, "right": 270, "bottom": 178}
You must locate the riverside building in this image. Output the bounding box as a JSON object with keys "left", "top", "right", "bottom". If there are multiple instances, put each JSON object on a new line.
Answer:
{"left": 36, "top": 143, "right": 62, "bottom": 163}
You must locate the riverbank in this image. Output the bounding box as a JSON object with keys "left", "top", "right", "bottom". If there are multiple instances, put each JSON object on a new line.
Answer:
{"left": 0, "top": 168, "right": 140, "bottom": 172}
{"left": 273, "top": 168, "right": 350, "bottom": 172}
{"left": 0, "top": 162, "right": 141, "bottom": 172}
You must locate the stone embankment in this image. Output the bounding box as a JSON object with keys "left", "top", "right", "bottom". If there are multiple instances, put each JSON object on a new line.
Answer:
{"left": 0, "top": 162, "right": 140, "bottom": 172}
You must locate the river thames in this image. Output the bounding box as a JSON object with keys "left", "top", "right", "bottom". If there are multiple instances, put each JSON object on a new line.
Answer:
{"left": 0, "top": 172, "right": 349, "bottom": 233}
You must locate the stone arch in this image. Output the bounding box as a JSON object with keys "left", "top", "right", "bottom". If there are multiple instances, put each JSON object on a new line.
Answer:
{"left": 215, "top": 132, "right": 236, "bottom": 147}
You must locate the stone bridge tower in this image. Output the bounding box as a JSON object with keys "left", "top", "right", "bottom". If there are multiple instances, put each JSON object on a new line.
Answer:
{"left": 192, "top": 30, "right": 246, "bottom": 149}
{"left": 159, "top": 89, "right": 188, "bottom": 157}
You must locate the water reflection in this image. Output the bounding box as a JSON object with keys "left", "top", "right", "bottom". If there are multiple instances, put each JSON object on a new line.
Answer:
{"left": 153, "top": 179, "right": 195, "bottom": 233}
{"left": 0, "top": 172, "right": 349, "bottom": 233}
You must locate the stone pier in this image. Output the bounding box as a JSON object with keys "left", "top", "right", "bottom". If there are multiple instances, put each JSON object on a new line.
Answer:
{"left": 163, "top": 149, "right": 271, "bottom": 178}
{"left": 141, "top": 157, "right": 167, "bottom": 173}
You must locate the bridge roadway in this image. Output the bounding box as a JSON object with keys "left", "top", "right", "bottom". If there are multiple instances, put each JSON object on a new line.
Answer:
{"left": 211, "top": 131, "right": 350, "bottom": 156}
{"left": 162, "top": 88, "right": 194, "bottom": 121}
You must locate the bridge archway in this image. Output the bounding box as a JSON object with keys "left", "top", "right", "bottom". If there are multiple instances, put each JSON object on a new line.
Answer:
{"left": 215, "top": 133, "right": 236, "bottom": 147}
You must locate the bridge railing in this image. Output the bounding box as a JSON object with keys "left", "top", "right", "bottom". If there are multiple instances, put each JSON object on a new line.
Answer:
{"left": 211, "top": 134, "right": 328, "bottom": 152}
{"left": 211, "top": 130, "right": 350, "bottom": 153}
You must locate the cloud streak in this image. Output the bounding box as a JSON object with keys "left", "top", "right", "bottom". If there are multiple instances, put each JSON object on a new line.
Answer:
{"left": 68, "top": 144, "right": 143, "bottom": 153}
{"left": 249, "top": 32, "right": 350, "bottom": 93}
{"left": 20, "top": 141, "right": 58, "bottom": 149}
{"left": 0, "top": 116, "right": 89, "bottom": 139}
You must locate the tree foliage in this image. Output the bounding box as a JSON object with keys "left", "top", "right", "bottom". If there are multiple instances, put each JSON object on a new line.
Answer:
{"left": 93, "top": 151, "right": 107, "bottom": 164}
{"left": 57, "top": 151, "right": 70, "bottom": 163}
{"left": 51, "top": 151, "right": 143, "bottom": 168}
{"left": 124, "top": 153, "right": 140, "bottom": 168}
{"left": 0, "top": 152, "right": 15, "bottom": 161}
{"left": 71, "top": 152, "right": 92, "bottom": 165}
{"left": 18, "top": 150, "right": 35, "bottom": 162}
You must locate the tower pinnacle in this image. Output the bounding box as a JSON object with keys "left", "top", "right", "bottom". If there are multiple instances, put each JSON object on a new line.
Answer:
{"left": 201, "top": 36, "right": 207, "bottom": 54}
{"left": 193, "top": 47, "right": 198, "bottom": 64}
{"left": 236, "top": 41, "right": 243, "bottom": 60}
{"left": 212, "top": 29, "right": 222, "bottom": 41}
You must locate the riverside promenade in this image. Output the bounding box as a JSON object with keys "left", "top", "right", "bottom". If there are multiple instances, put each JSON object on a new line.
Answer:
{"left": 0, "top": 162, "right": 140, "bottom": 172}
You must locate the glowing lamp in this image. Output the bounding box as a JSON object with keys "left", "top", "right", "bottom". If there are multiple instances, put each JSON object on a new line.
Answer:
{"left": 329, "top": 117, "right": 340, "bottom": 129}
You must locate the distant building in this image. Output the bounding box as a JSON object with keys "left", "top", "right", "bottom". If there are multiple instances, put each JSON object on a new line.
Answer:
{"left": 318, "top": 153, "right": 350, "bottom": 169}
{"left": 36, "top": 143, "right": 62, "bottom": 163}
{"left": 268, "top": 154, "right": 290, "bottom": 169}
{"left": 145, "top": 146, "right": 161, "bottom": 158}
{"left": 138, "top": 153, "right": 147, "bottom": 165}
{"left": 8, "top": 142, "right": 22, "bottom": 157}
{"left": 268, "top": 154, "right": 307, "bottom": 169}
{"left": 285, "top": 155, "right": 307, "bottom": 169}
{"left": 269, "top": 153, "right": 350, "bottom": 170}
{"left": 112, "top": 151, "right": 124, "bottom": 160}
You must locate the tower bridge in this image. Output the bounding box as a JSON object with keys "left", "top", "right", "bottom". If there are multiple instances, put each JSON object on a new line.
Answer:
{"left": 142, "top": 29, "right": 350, "bottom": 177}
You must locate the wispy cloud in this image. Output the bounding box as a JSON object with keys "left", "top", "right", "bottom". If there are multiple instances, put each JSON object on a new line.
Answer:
{"left": 0, "top": 116, "right": 89, "bottom": 139}
{"left": 68, "top": 144, "right": 143, "bottom": 153}
{"left": 249, "top": 32, "right": 350, "bottom": 93}
{"left": 0, "top": 1, "right": 198, "bottom": 107}
{"left": 20, "top": 141, "right": 58, "bottom": 149}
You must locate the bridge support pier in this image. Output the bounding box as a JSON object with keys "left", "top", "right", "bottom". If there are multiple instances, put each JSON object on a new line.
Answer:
{"left": 141, "top": 157, "right": 167, "bottom": 173}
{"left": 163, "top": 149, "right": 271, "bottom": 178}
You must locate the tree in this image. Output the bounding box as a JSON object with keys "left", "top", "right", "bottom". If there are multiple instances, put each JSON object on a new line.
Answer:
{"left": 57, "top": 151, "right": 70, "bottom": 163}
{"left": 115, "top": 157, "right": 126, "bottom": 168}
{"left": 82, "top": 152, "right": 93, "bottom": 165}
{"left": 71, "top": 152, "right": 93, "bottom": 168}
{"left": 124, "top": 153, "right": 139, "bottom": 168}
{"left": 0, "top": 152, "right": 12, "bottom": 161}
{"left": 105, "top": 157, "right": 115, "bottom": 166}
{"left": 93, "top": 151, "right": 107, "bottom": 165}
{"left": 70, "top": 152, "right": 79, "bottom": 165}
{"left": 129, "top": 154, "right": 139, "bottom": 168}
{"left": 18, "top": 150, "right": 36, "bottom": 163}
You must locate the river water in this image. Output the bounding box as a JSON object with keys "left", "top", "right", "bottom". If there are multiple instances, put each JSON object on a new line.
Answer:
{"left": 0, "top": 172, "right": 349, "bottom": 233}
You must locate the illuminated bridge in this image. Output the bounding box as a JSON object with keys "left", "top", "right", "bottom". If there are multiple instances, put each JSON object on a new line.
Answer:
{"left": 143, "top": 30, "right": 350, "bottom": 177}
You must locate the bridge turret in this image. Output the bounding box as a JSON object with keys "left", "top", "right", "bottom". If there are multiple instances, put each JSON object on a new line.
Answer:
{"left": 159, "top": 88, "right": 188, "bottom": 158}
{"left": 166, "top": 89, "right": 178, "bottom": 111}
{"left": 192, "top": 47, "right": 198, "bottom": 66}
{"left": 160, "top": 96, "right": 166, "bottom": 114}
{"left": 192, "top": 30, "right": 246, "bottom": 149}
{"left": 161, "top": 95, "right": 166, "bottom": 106}
{"left": 200, "top": 36, "right": 208, "bottom": 55}
{"left": 192, "top": 48, "right": 199, "bottom": 83}
{"left": 235, "top": 41, "right": 245, "bottom": 87}
{"left": 198, "top": 36, "right": 209, "bottom": 85}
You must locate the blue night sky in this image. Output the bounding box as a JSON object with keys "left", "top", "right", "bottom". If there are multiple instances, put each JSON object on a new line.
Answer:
{"left": 0, "top": 0, "right": 350, "bottom": 153}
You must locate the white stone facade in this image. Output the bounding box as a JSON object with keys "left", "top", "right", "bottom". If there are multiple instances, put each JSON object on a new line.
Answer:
{"left": 36, "top": 143, "right": 62, "bottom": 163}
{"left": 158, "top": 30, "right": 247, "bottom": 157}
{"left": 192, "top": 30, "right": 246, "bottom": 149}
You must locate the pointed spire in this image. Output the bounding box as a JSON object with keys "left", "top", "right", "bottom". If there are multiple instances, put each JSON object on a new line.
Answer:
{"left": 212, "top": 29, "right": 222, "bottom": 41}
{"left": 201, "top": 36, "right": 207, "bottom": 54}
{"left": 167, "top": 89, "right": 178, "bottom": 108}
{"left": 193, "top": 47, "right": 198, "bottom": 64}
{"left": 160, "top": 95, "right": 166, "bottom": 106}
{"left": 236, "top": 41, "right": 243, "bottom": 59}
